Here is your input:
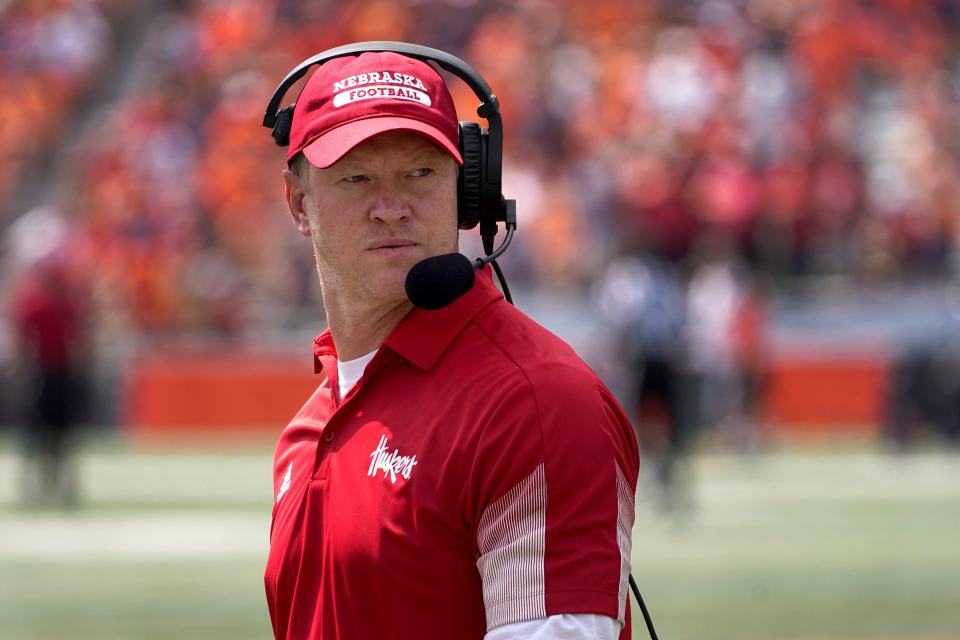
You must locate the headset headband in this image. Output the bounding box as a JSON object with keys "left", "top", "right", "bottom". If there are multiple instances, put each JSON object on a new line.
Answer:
{"left": 262, "top": 41, "right": 503, "bottom": 189}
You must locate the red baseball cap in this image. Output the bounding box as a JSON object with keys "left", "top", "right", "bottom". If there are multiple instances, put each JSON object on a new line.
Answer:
{"left": 287, "top": 51, "right": 463, "bottom": 168}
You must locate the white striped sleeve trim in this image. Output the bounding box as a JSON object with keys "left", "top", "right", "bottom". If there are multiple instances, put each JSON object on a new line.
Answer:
{"left": 615, "top": 462, "right": 636, "bottom": 625}
{"left": 476, "top": 463, "right": 547, "bottom": 630}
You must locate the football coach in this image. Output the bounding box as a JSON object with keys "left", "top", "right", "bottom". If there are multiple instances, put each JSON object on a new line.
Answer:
{"left": 262, "top": 42, "right": 640, "bottom": 640}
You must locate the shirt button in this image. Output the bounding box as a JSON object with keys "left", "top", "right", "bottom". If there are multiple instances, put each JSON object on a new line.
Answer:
{"left": 324, "top": 430, "right": 335, "bottom": 443}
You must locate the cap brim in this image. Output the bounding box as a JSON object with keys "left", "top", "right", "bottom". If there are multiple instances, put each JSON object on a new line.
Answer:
{"left": 302, "top": 116, "right": 463, "bottom": 169}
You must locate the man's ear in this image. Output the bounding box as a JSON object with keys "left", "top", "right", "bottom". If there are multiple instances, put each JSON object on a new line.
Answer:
{"left": 283, "top": 169, "right": 312, "bottom": 237}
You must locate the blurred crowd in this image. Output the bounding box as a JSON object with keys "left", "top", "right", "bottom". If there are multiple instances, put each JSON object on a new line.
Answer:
{"left": 3, "top": 0, "right": 960, "bottom": 342}
{"left": 0, "top": 0, "right": 113, "bottom": 220}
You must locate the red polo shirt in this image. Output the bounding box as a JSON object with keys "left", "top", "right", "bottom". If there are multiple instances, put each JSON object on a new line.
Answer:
{"left": 264, "top": 267, "right": 639, "bottom": 640}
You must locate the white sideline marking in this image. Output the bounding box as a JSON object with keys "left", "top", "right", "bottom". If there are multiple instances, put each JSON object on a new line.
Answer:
{"left": 0, "top": 511, "right": 269, "bottom": 562}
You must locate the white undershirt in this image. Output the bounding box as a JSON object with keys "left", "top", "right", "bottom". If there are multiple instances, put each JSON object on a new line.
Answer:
{"left": 336, "top": 350, "right": 619, "bottom": 639}
{"left": 336, "top": 349, "right": 378, "bottom": 401}
{"left": 485, "top": 614, "right": 619, "bottom": 639}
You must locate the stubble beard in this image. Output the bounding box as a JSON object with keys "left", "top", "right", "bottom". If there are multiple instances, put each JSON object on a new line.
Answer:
{"left": 313, "top": 248, "right": 410, "bottom": 313}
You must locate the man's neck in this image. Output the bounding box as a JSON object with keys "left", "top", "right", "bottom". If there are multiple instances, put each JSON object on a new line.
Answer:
{"left": 324, "top": 294, "right": 413, "bottom": 361}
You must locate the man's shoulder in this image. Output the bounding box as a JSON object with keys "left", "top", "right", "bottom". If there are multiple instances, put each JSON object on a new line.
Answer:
{"left": 459, "top": 300, "right": 606, "bottom": 398}
{"left": 458, "top": 302, "right": 637, "bottom": 470}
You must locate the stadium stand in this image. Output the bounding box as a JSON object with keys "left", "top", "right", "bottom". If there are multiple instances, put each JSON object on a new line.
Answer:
{"left": 2, "top": 0, "right": 959, "bottom": 439}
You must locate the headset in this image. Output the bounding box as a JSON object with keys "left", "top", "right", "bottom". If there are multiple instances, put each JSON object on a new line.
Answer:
{"left": 264, "top": 41, "right": 657, "bottom": 640}
{"left": 263, "top": 41, "right": 516, "bottom": 267}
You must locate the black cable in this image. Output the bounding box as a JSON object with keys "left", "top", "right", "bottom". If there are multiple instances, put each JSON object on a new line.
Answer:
{"left": 630, "top": 574, "right": 659, "bottom": 640}
{"left": 490, "top": 259, "right": 512, "bottom": 305}
{"left": 475, "top": 224, "right": 515, "bottom": 267}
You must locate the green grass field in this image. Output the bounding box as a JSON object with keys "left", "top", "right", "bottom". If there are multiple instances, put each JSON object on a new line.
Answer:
{"left": 1, "top": 437, "right": 958, "bottom": 640}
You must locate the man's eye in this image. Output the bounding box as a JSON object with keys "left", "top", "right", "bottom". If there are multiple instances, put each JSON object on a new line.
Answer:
{"left": 411, "top": 168, "right": 432, "bottom": 177}
{"left": 342, "top": 175, "right": 366, "bottom": 184}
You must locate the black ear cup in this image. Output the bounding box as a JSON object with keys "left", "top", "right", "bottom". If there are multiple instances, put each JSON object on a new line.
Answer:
{"left": 457, "top": 121, "right": 484, "bottom": 230}
{"left": 272, "top": 105, "right": 295, "bottom": 146}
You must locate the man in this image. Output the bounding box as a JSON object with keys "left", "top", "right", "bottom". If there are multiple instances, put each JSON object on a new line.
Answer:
{"left": 264, "top": 49, "right": 639, "bottom": 640}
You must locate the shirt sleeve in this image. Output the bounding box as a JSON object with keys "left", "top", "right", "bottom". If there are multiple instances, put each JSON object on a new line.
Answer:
{"left": 484, "top": 614, "right": 621, "bottom": 639}
{"left": 465, "top": 360, "right": 639, "bottom": 633}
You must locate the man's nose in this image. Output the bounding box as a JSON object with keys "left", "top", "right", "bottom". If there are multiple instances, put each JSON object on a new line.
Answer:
{"left": 369, "top": 182, "right": 412, "bottom": 224}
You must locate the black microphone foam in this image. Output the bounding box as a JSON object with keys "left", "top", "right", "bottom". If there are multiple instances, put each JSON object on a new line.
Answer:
{"left": 405, "top": 252, "right": 476, "bottom": 310}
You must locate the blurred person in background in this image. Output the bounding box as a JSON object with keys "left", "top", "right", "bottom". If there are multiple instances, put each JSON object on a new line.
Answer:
{"left": 885, "top": 342, "right": 960, "bottom": 449}
{"left": 263, "top": 47, "right": 639, "bottom": 640}
{"left": 8, "top": 247, "right": 92, "bottom": 508}
{"left": 595, "top": 242, "right": 690, "bottom": 512}
{"left": 686, "top": 231, "right": 764, "bottom": 450}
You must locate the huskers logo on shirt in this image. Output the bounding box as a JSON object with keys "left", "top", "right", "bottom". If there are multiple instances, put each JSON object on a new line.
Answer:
{"left": 368, "top": 435, "right": 419, "bottom": 484}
